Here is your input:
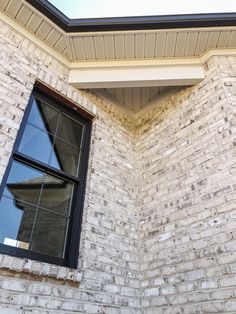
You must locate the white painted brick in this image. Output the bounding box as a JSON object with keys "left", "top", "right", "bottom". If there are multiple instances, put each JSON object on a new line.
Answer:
{"left": 28, "top": 283, "right": 52, "bottom": 296}
{"left": 211, "top": 288, "right": 234, "bottom": 300}
{"left": 168, "top": 294, "right": 188, "bottom": 305}
{"left": 220, "top": 275, "right": 236, "bottom": 287}
{"left": 199, "top": 279, "right": 218, "bottom": 289}
{"left": 121, "top": 287, "right": 139, "bottom": 297}
{"left": 158, "top": 232, "right": 172, "bottom": 242}
{"left": 186, "top": 270, "right": 206, "bottom": 281}
{"left": 143, "top": 287, "right": 159, "bottom": 297}
{"left": 0, "top": 279, "right": 27, "bottom": 292}
{"left": 154, "top": 277, "right": 165, "bottom": 286}
{"left": 161, "top": 286, "right": 176, "bottom": 295}
{"left": 103, "top": 285, "right": 120, "bottom": 294}
{"left": 0, "top": 306, "right": 22, "bottom": 314}
{"left": 201, "top": 301, "right": 225, "bottom": 313}
{"left": 225, "top": 300, "right": 236, "bottom": 312}
{"left": 217, "top": 252, "right": 236, "bottom": 265}
{"left": 178, "top": 282, "right": 197, "bottom": 293}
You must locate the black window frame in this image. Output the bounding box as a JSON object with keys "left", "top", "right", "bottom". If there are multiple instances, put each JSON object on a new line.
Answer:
{"left": 0, "top": 84, "right": 92, "bottom": 269}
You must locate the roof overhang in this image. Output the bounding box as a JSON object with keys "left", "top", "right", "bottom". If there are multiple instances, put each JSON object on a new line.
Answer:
{"left": 1, "top": 1, "right": 235, "bottom": 64}
{"left": 1, "top": 0, "right": 236, "bottom": 111}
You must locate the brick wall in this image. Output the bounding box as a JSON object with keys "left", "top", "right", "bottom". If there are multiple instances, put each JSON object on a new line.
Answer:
{"left": 0, "top": 16, "right": 236, "bottom": 314}
{"left": 0, "top": 20, "right": 140, "bottom": 314}
{"left": 137, "top": 56, "right": 236, "bottom": 313}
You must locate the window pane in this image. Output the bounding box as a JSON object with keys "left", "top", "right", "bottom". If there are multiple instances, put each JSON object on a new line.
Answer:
{"left": 57, "top": 114, "right": 83, "bottom": 148}
{"left": 39, "top": 175, "right": 73, "bottom": 216}
{"left": 31, "top": 209, "right": 68, "bottom": 257}
{"left": 50, "top": 138, "right": 80, "bottom": 175}
{"left": 19, "top": 124, "right": 54, "bottom": 165}
{"left": 28, "top": 99, "right": 59, "bottom": 135}
{"left": 0, "top": 196, "right": 36, "bottom": 249}
{"left": 3, "top": 161, "right": 44, "bottom": 205}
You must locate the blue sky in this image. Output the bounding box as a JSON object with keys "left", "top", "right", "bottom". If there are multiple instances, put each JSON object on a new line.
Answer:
{"left": 49, "top": 0, "right": 236, "bottom": 19}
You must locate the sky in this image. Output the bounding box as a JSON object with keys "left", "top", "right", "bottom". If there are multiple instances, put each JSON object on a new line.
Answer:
{"left": 49, "top": 0, "right": 236, "bottom": 19}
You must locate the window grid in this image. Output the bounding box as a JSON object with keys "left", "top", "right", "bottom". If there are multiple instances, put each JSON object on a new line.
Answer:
{"left": 0, "top": 86, "right": 92, "bottom": 268}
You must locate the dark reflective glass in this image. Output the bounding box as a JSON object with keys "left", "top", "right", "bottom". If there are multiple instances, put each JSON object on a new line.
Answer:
{"left": 19, "top": 124, "right": 58, "bottom": 166}
{"left": 57, "top": 114, "right": 83, "bottom": 148}
{"left": 39, "top": 175, "right": 73, "bottom": 216}
{"left": 28, "top": 99, "right": 59, "bottom": 135}
{"left": 31, "top": 209, "right": 68, "bottom": 257}
{"left": 0, "top": 196, "right": 36, "bottom": 249}
{"left": 3, "top": 161, "right": 44, "bottom": 205}
{"left": 17, "top": 202, "right": 36, "bottom": 245}
{"left": 50, "top": 138, "right": 80, "bottom": 175}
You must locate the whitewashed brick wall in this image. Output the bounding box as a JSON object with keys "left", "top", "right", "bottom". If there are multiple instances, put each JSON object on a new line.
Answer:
{"left": 136, "top": 56, "right": 236, "bottom": 313}
{"left": 0, "top": 20, "right": 140, "bottom": 314}
{"left": 0, "top": 17, "right": 236, "bottom": 314}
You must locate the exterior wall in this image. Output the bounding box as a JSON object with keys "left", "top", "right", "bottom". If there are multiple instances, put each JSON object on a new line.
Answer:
{"left": 0, "top": 15, "right": 236, "bottom": 314}
{"left": 137, "top": 56, "right": 236, "bottom": 313}
{"left": 0, "top": 20, "right": 140, "bottom": 314}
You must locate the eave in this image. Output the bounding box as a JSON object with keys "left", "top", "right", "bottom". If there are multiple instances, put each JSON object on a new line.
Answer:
{"left": 1, "top": 0, "right": 236, "bottom": 111}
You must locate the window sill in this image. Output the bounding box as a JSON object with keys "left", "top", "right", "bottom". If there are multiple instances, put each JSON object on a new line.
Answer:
{"left": 0, "top": 253, "right": 83, "bottom": 283}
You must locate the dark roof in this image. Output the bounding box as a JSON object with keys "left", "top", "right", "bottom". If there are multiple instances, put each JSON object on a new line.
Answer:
{"left": 25, "top": 0, "right": 236, "bottom": 33}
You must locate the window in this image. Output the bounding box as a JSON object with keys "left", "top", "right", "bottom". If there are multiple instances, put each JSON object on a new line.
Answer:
{"left": 0, "top": 85, "right": 92, "bottom": 268}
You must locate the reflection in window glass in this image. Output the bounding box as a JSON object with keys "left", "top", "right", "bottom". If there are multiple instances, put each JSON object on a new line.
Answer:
{"left": 17, "top": 202, "right": 36, "bottom": 246}
{"left": 19, "top": 124, "right": 55, "bottom": 165}
{"left": 39, "top": 174, "right": 73, "bottom": 216}
{"left": 31, "top": 209, "right": 68, "bottom": 257}
{"left": 57, "top": 114, "right": 83, "bottom": 148}
{"left": 51, "top": 138, "right": 80, "bottom": 175}
{"left": 28, "top": 99, "right": 59, "bottom": 135}
{"left": 0, "top": 196, "right": 36, "bottom": 249}
{"left": 3, "top": 161, "right": 44, "bottom": 204}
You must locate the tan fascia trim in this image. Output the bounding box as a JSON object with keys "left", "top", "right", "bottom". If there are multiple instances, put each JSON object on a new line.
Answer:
{"left": 200, "top": 48, "right": 236, "bottom": 63}
{"left": 70, "top": 58, "right": 201, "bottom": 69}
{"left": 68, "top": 63, "right": 205, "bottom": 89}
{"left": 66, "top": 26, "right": 236, "bottom": 36}
{"left": 70, "top": 49, "right": 236, "bottom": 69}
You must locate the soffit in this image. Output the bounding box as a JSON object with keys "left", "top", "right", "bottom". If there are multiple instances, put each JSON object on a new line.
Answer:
{"left": 102, "top": 87, "right": 167, "bottom": 112}
{"left": 0, "top": 0, "right": 69, "bottom": 57}
{"left": 1, "top": 0, "right": 236, "bottom": 63}
{"left": 67, "top": 29, "right": 236, "bottom": 62}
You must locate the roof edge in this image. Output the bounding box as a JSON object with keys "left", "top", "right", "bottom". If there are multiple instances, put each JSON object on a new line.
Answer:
{"left": 25, "top": 0, "right": 236, "bottom": 32}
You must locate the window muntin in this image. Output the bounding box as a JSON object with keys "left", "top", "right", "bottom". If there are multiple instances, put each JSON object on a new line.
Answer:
{"left": 18, "top": 99, "right": 84, "bottom": 176}
{"left": 0, "top": 89, "right": 91, "bottom": 267}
